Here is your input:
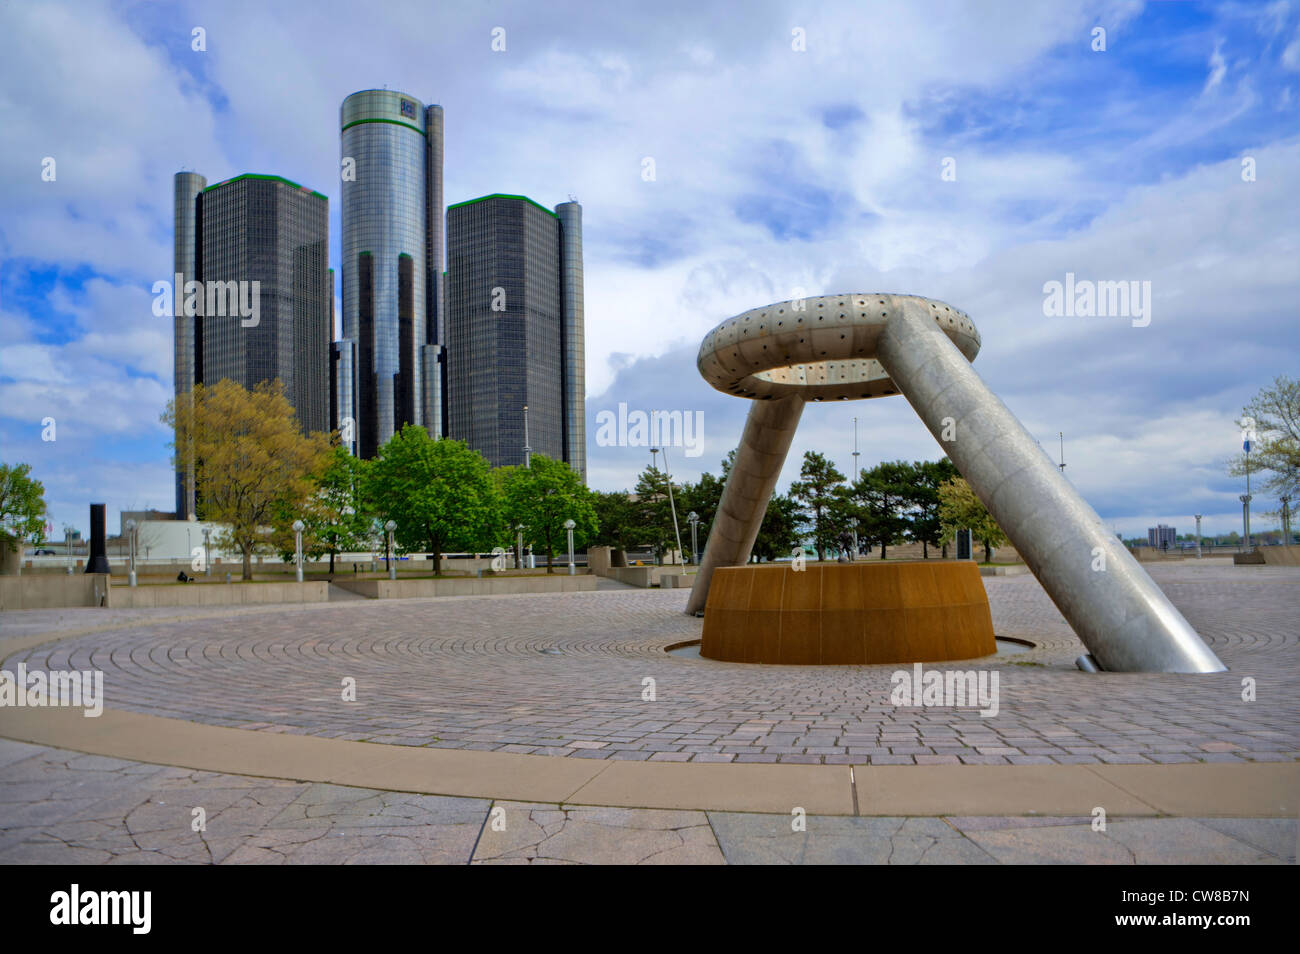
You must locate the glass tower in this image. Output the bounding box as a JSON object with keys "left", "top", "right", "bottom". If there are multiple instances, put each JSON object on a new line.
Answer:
{"left": 446, "top": 194, "right": 586, "bottom": 482}
{"left": 337, "top": 89, "right": 445, "bottom": 458}
{"left": 172, "top": 172, "right": 330, "bottom": 519}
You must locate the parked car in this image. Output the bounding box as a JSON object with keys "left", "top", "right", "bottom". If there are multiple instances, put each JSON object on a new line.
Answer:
{"left": 32, "top": 548, "right": 57, "bottom": 555}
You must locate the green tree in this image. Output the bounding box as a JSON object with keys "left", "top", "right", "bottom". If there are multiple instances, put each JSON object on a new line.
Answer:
{"left": 938, "top": 476, "right": 1008, "bottom": 563}
{"left": 367, "top": 426, "right": 500, "bottom": 572}
{"left": 0, "top": 463, "right": 48, "bottom": 547}
{"left": 906, "top": 458, "right": 959, "bottom": 558}
{"left": 634, "top": 465, "right": 682, "bottom": 563}
{"left": 163, "top": 380, "right": 332, "bottom": 580}
{"left": 854, "top": 460, "right": 914, "bottom": 559}
{"left": 501, "top": 454, "right": 598, "bottom": 572}
{"left": 1228, "top": 376, "right": 1300, "bottom": 511}
{"left": 591, "top": 490, "right": 639, "bottom": 552}
{"left": 789, "top": 451, "right": 846, "bottom": 561}
{"left": 280, "top": 445, "right": 373, "bottom": 574}
{"left": 753, "top": 493, "right": 802, "bottom": 562}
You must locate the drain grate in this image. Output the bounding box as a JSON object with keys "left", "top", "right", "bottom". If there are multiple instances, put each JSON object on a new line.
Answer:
{"left": 538, "top": 648, "right": 564, "bottom": 656}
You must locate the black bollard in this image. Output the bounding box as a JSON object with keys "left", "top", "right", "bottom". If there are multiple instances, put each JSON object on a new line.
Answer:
{"left": 85, "top": 503, "right": 111, "bottom": 574}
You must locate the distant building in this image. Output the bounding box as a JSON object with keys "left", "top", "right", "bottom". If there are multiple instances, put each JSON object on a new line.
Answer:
{"left": 1148, "top": 524, "right": 1177, "bottom": 549}
{"left": 172, "top": 172, "right": 330, "bottom": 519}
{"left": 445, "top": 194, "right": 586, "bottom": 480}
{"left": 337, "top": 89, "right": 446, "bottom": 458}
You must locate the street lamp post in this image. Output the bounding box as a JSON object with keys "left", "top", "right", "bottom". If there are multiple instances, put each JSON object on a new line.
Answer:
{"left": 1281, "top": 495, "right": 1293, "bottom": 545}
{"left": 563, "top": 519, "right": 576, "bottom": 576}
{"left": 125, "top": 518, "right": 137, "bottom": 587}
{"left": 64, "top": 527, "right": 73, "bottom": 575}
{"left": 522, "top": 404, "right": 532, "bottom": 468}
{"left": 1194, "top": 514, "right": 1203, "bottom": 559}
{"left": 649, "top": 446, "right": 684, "bottom": 565}
{"left": 852, "top": 416, "right": 860, "bottom": 483}
{"left": 687, "top": 511, "right": 699, "bottom": 566}
{"left": 385, "top": 520, "right": 397, "bottom": 580}
{"left": 1242, "top": 428, "right": 1253, "bottom": 552}
{"left": 515, "top": 524, "right": 526, "bottom": 570}
{"left": 292, "top": 520, "right": 305, "bottom": 583}
{"left": 202, "top": 527, "right": 211, "bottom": 577}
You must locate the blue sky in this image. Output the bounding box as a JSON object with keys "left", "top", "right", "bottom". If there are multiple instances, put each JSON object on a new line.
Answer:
{"left": 1, "top": 0, "right": 1297, "bottom": 538}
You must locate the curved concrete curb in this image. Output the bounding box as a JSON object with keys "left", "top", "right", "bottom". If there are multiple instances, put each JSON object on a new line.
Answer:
{"left": 3, "top": 612, "right": 1295, "bottom": 817}
{"left": 1, "top": 705, "right": 1295, "bottom": 817}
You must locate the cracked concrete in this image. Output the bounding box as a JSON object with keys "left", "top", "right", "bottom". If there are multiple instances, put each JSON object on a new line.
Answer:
{"left": 1, "top": 738, "right": 1292, "bottom": 864}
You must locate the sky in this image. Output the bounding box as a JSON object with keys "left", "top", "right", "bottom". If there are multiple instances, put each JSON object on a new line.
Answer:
{"left": 1, "top": 0, "right": 1297, "bottom": 539}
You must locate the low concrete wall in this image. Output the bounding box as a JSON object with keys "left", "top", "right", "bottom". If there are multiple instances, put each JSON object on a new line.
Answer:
{"left": 0, "top": 574, "right": 109, "bottom": 610}
{"left": 659, "top": 573, "right": 694, "bottom": 588}
{"left": 1130, "top": 547, "right": 1187, "bottom": 562}
{"left": 608, "top": 566, "right": 658, "bottom": 588}
{"left": 331, "top": 575, "right": 598, "bottom": 599}
{"left": 1259, "top": 545, "right": 1300, "bottom": 566}
{"left": 979, "top": 564, "right": 1030, "bottom": 577}
{"left": 106, "top": 581, "right": 329, "bottom": 608}
{"left": 588, "top": 546, "right": 613, "bottom": 576}
{"left": 0, "top": 541, "right": 23, "bottom": 576}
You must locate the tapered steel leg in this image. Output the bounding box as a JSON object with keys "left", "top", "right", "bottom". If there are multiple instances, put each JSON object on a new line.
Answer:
{"left": 875, "top": 300, "right": 1225, "bottom": 673}
{"left": 685, "top": 395, "right": 803, "bottom": 616}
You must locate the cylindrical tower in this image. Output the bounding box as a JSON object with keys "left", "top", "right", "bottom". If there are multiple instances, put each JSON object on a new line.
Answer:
{"left": 173, "top": 171, "right": 205, "bottom": 518}
{"left": 555, "top": 200, "right": 586, "bottom": 482}
{"left": 424, "top": 104, "right": 446, "bottom": 438}
{"left": 340, "top": 90, "right": 431, "bottom": 457}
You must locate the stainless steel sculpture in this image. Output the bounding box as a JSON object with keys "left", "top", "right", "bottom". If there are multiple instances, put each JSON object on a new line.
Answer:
{"left": 685, "top": 294, "right": 1226, "bottom": 674}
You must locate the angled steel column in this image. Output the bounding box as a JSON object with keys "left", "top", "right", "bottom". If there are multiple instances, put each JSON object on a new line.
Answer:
{"left": 876, "top": 300, "right": 1225, "bottom": 673}
{"left": 685, "top": 394, "right": 803, "bottom": 615}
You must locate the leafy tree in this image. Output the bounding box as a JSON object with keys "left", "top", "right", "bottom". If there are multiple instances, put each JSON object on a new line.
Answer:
{"left": 906, "top": 458, "right": 959, "bottom": 558}
{"left": 501, "top": 454, "right": 598, "bottom": 572}
{"left": 0, "top": 463, "right": 48, "bottom": 547}
{"left": 367, "top": 426, "right": 500, "bottom": 572}
{"left": 163, "top": 380, "right": 332, "bottom": 580}
{"left": 1228, "top": 376, "right": 1300, "bottom": 510}
{"left": 938, "top": 476, "right": 1008, "bottom": 563}
{"left": 753, "top": 492, "right": 802, "bottom": 562}
{"left": 854, "top": 460, "right": 914, "bottom": 559}
{"left": 277, "top": 446, "right": 373, "bottom": 574}
{"left": 634, "top": 465, "right": 683, "bottom": 563}
{"left": 591, "top": 490, "right": 640, "bottom": 552}
{"left": 789, "top": 451, "right": 846, "bottom": 561}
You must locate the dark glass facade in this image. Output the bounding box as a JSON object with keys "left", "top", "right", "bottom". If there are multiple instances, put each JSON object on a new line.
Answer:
{"left": 446, "top": 195, "right": 584, "bottom": 479}
{"left": 173, "top": 172, "right": 330, "bottom": 518}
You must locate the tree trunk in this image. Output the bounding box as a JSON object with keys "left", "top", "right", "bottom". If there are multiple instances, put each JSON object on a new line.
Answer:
{"left": 983, "top": 541, "right": 993, "bottom": 563}
{"left": 880, "top": 542, "right": 887, "bottom": 560}
{"left": 922, "top": 540, "right": 928, "bottom": 559}
{"left": 241, "top": 543, "right": 253, "bottom": 581}
{"left": 329, "top": 550, "right": 335, "bottom": 575}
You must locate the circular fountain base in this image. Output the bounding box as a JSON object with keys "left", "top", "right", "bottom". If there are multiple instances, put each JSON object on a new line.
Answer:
{"left": 700, "top": 561, "right": 996, "bottom": 665}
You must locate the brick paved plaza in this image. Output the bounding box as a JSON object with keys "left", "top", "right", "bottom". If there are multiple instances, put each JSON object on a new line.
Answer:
{"left": 1, "top": 559, "right": 1297, "bottom": 863}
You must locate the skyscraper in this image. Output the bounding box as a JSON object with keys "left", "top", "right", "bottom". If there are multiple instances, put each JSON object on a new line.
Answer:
{"left": 337, "top": 89, "right": 445, "bottom": 458}
{"left": 172, "top": 171, "right": 331, "bottom": 519}
{"left": 445, "top": 194, "right": 586, "bottom": 481}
